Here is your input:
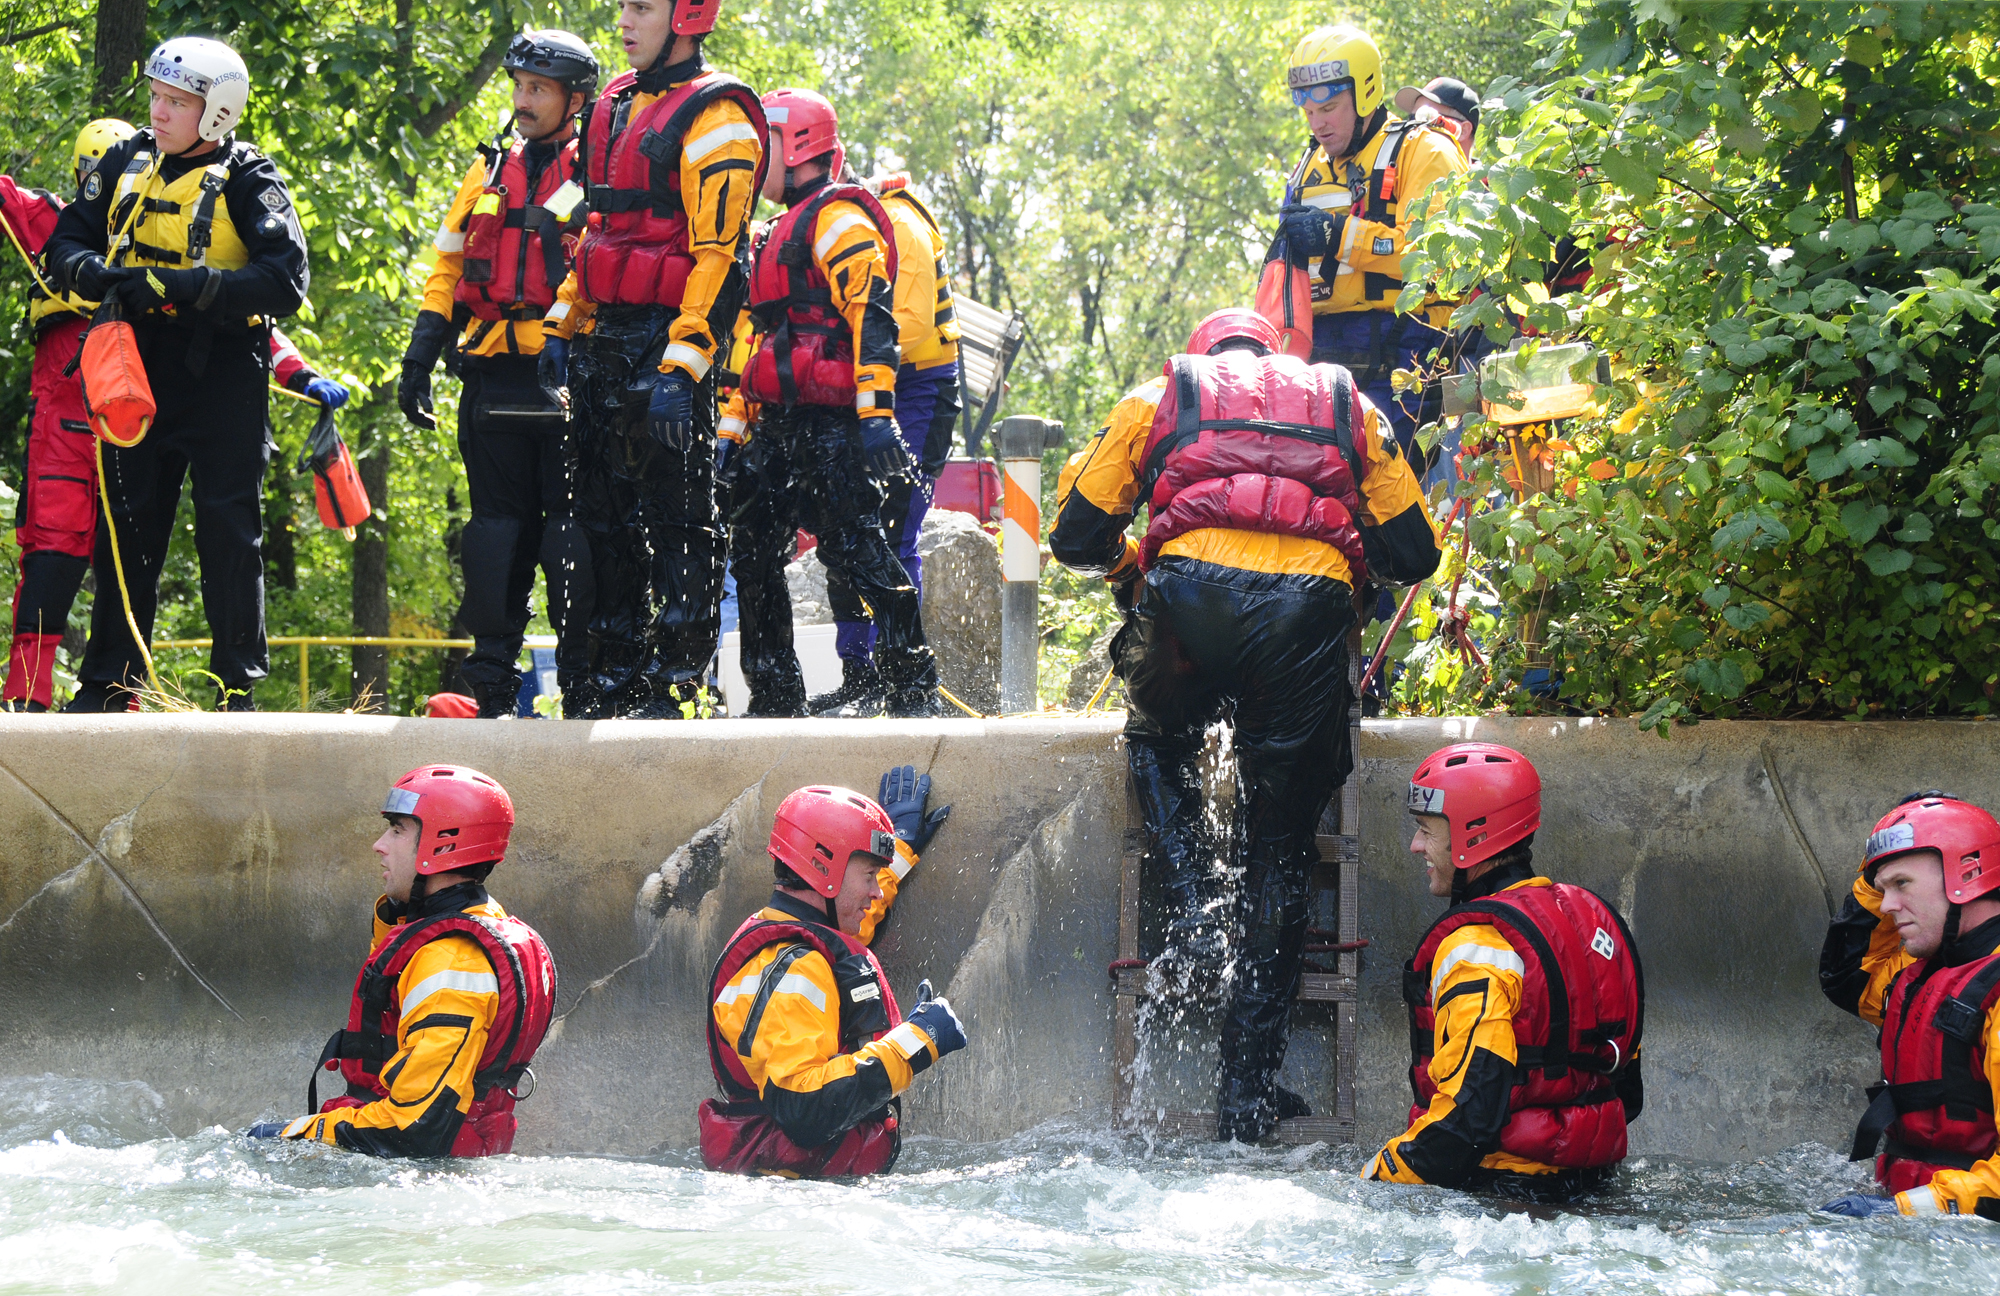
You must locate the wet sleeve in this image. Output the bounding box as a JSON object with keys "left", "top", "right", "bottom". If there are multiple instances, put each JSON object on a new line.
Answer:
{"left": 1367, "top": 925, "right": 1524, "bottom": 1186}
{"left": 1820, "top": 875, "right": 1909, "bottom": 1027}
{"left": 1355, "top": 398, "right": 1440, "bottom": 585}
{"left": 45, "top": 142, "right": 125, "bottom": 288}
{"left": 266, "top": 326, "right": 315, "bottom": 390}
{"left": 284, "top": 937, "right": 498, "bottom": 1157}
{"left": 856, "top": 838, "right": 919, "bottom": 946}
{"left": 659, "top": 98, "right": 761, "bottom": 381}
{"left": 214, "top": 153, "right": 309, "bottom": 318}
{"left": 1900, "top": 1005, "right": 2000, "bottom": 1221}
{"left": 1334, "top": 128, "right": 1465, "bottom": 276}
{"left": 730, "top": 949, "right": 939, "bottom": 1147}
{"left": 419, "top": 160, "right": 486, "bottom": 320}
{"left": 814, "top": 199, "right": 899, "bottom": 419}
{"left": 1048, "top": 381, "right": 1161, "bottom": 579}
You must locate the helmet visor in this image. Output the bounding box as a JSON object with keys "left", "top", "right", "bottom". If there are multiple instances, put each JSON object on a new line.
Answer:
{"left": 1292, "top": 80, "right": 1353, "bottom": 108}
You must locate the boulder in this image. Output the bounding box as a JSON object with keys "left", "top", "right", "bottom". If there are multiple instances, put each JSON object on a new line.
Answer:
{"left": 917, "top": 509, "right": 1002, "bottom": 713}
{"left": 1064, "top": 624, "right": 1125, "bottom": 711}
{"left": 785, "top": 546, "right": 831, "bottom": 626}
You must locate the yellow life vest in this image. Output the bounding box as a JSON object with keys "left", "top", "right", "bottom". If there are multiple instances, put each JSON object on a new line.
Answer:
{"left": 1291, "top": 119, "right": 1457, "bottom": 321}
{"left": 106, "top": 145, "right": 249, "bottom": 274}
{"left": 878, "top": 180, "right": 960, "bottom": 369}
{"left": 28, "top": 280, "right": 92, "bottom": 329}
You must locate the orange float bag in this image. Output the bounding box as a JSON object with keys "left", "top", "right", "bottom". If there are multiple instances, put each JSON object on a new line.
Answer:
{"left": 77, "top": 308, "right": 155, "bottom": 448}
{"left": 297, "top": 405, "right": 372, "bottom": 536}
{"left": 1255, "top": 234, "right": 1315, "bottom": 361}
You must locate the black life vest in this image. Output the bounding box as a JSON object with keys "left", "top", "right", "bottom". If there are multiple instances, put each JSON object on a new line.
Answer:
{"left": 573, "top": 68, "right": 767, "bottom": 307}
{"left": 1852, "top": 921, "right": 2000, "bottom": 1195}
{"left": 1406, "top": 881, "right": 1644, "bottom": 1169}
{"left": 311, "top": 901, "right": 557, "bottom": 1158}
{"left": 700, "top": 908, "right": 904, "bottom": 1176}
{"left": 454, "top": 137, "right": 581, "bottom": 321}
{"left": 740, "top": 182, "right": 899, "bottom": 408}
{"left": 1135, "top": 350, "right": 1368, "bottom": 575}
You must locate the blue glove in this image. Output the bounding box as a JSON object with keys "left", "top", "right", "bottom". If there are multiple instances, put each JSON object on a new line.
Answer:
{"left": 715, "top": 436, "right": 738, "bottom": 477}
{"left": 244, "top": 1122, "right": 285, "bottom": 1139}
{"left": 1277, "top": 203, "right": 1341, "bottom": 266}
{"left": 648, "top": 369, "right": 697, "bottom": 450}
{"left": 537, "top": 337, "right": 570, "bottom": 410}
{"left": 860, "top": 416, "right": 912, "bottom": 480}
{"left": 304, "top": 377, "right": 348, "bottom": 410}
{"left": 906, "top": 996, "right": 967, "bottom": 1059}
{"left": 879, "top": 764, "right": 950, "bottom": 854}
{"left": 1818, "top": 1193, "right": 1900, "bottom": 1218}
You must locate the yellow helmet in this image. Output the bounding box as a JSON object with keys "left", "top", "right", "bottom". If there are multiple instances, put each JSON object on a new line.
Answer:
{"left": 1287, "top": 25, "right": 1384, "bottom": 118}
{"left": 73, "top": 119, "right": 136, "bottom": 185}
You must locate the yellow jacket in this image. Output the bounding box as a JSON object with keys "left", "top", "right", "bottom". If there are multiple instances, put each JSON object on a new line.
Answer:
{"left": 1369, "top": 877, "right": 1566, "bottom": 1182}
{"left": 875, "top": 179, "right": 959, "bottom": 370}
{"left": 1289, "top": 118, "right": 1465, "bottom": 322}
{"left": 545, "top": 88, "right": 760, "bottom": 383}
{"left": 1049, "top": 371, "right": 1433, "bottom": 585}
{"left": 283, "top": 891, "right": 506, "bottom": 1155}
{"left": 710, "top": 840, "right": 943, "bottom": 1147}
{"left": 800, "top": 193, "right": 901, "bottom": 418}
{"left": 1829, "top": 875, "right": 2000, "bottom": 1218}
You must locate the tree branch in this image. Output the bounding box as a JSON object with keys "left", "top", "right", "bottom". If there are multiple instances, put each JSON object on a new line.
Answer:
{"left": 413, "top": 27, "right": 515, "bottom": 139}
{"left": 4, "top": 18, "right": 79, "bottom": 46}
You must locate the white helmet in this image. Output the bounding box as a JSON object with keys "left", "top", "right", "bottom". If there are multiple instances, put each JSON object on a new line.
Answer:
{"left": 144, "top": 37, "right": 251, "bottom": 143}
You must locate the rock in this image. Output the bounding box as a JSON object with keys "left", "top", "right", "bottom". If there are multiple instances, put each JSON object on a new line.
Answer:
{"left": 785, "top": 546, "right": 831, "bottom": 626}
{"left": 917, "top": 509, "right": 1002, "bottom": 713}
{"left": 1065, "top": 624, "right": 1124, "bottom": 711}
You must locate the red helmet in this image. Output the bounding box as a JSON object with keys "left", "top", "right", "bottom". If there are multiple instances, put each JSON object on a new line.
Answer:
{"left": 1408, "top": 742, "right": 1541, "bottom": 869}
{"left": 1187, "top": 308, "right": 1279, "bottom": 357}
{"left": 762, "top": 88, "right": 844, "bottom": 179}
{"left": 672, "top": 0, "right": 721, "bottom": 35}
{"left": 769, "top": 785, "right": 896, "bottom": 898}
{"left": 1863, "top": 796, "right": 2000, "bottom": 904}
{"left": 382, "top": 765, "right": 515, "bottom": 874}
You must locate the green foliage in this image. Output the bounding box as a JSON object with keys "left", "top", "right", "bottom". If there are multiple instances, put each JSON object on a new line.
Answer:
{"left": 1394, "top": 0, "right": 2000, "bottom": 724}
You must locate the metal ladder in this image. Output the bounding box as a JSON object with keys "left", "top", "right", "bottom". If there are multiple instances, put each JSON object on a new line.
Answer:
{"left": 1111, "top": 627, "right": 1363, "bottom": 1142}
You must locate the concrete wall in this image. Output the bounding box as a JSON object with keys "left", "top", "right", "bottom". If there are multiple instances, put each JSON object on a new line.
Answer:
{"left": 0, "top": 712, "right": 1990, "bottom": 1159}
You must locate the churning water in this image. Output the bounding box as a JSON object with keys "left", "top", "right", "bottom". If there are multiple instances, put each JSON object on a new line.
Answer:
{"left": 0, "top": 1075, "right": 1995, "bottom": 1294}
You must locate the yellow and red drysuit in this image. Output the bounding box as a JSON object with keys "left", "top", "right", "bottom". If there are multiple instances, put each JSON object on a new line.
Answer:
{"left": 1822, "top": 875, "right": 2000, "bottom": 1217}
{"left": 284, "top": 882, "right": 553, "bottom": 1158}
{"left": 705, "top": 840, "right": 945, "bottom": 1174}
{"left": 1369, "top": 868, "right": 1644, "bottom": 1194}
{"left": 1049, "top": 352, "right": 1438, "bottom": 1139}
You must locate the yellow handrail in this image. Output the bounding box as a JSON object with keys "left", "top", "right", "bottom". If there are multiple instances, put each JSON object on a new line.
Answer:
{"left": 152, "top": 636, "right": 473, "bottom": 711}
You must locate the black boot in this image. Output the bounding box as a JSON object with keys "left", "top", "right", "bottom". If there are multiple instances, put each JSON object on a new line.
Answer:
{"left": 885, "top": 685, "right": 945, "bottom": 718}
{"left": 217, "top": 684, "right": 257, "bottom": 713}
{"left": 808, "top": 655, "right": 886, "bottom": 717}
{"left": 560, "top": 676, "right": 611, "bottom": 719}
{"left": 65, "top": 681, "right": 136, "bottom": 714}
{"left": 626, "top": 680, "right": 703, "bottom": 720}
{"left": 0, "top": 699, "right": 47, "bottom": 713}
{"left": 473, "top": 676, "right": 521, "bottom": 719}
{"left": 1215, "top": 1068, "right": 1280, "bottom": 1143}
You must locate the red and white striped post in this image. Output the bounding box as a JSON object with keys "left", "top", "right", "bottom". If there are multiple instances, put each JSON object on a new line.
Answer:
{"left": 996, "top": 415, "right": 1064, "bottom": 712}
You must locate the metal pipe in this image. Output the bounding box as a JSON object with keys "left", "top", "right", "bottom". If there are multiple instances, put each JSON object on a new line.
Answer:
{"left": 994, "top": 415, "right": 1063, "bottom": 713}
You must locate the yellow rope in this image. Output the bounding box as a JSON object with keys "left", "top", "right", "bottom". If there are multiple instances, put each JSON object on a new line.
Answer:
{"left": 935, "top": 683, "right": 984, "bottom": 718}
{"left": 269, "top": 381, "right": 326, "bottom": 406}
{"left": 0, "top": 209, "right": 62, "bottom": 299}
{"left": 94, "top": 438, "right": 160, "bottom": 698}
{"left": 1083, "top": 665, "right": 1117, "bottom": 713}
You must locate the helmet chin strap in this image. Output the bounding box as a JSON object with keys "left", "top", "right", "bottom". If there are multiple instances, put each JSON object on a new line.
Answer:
{"left": 824, "top": 895, "right": 840, "bottom": 927}
{"left": 1944, "top": 901, "right": 1963, "bottom": 951}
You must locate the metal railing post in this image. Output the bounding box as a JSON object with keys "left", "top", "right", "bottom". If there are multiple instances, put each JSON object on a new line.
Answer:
{"left": 299, "top": 642, "right": 310, "bottom": 712}
{"left": 995, "top": 415, "right": 1064, "bottom": 713}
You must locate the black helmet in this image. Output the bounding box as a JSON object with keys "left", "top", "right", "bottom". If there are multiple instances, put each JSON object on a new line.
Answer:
{"left": 504, "top": 29, "right": 598, "bottom": 96}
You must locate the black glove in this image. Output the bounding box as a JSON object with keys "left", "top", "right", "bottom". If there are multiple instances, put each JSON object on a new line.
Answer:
{"left": 1277, "top": 203, "right": 1343, "bottom": 269}
{"left": 110, "top": 266, "right": 211, "bottom": 312}
{"left": 69, "top": 254, "right": 129, "bottom": 302}
{"left": 1817, "top": 1193, "right": 1900, "bottom": 1218}
{"left": 538, "top": 336, "right": 569, "bottom": 411}
{"left": 398, "top": 310, "right": 454, "bottom": 431}
{"left": 860, "top": 416, "right": 913, "bottom": 480}
{"left": 648, "top": 369, "right": 697, "bottom": 450}
{"left": 244, "top": 1122, "right": 285, "bottom": 1139}
{"left": 879, "top": 764, "right": 950, "bottom": 854}
{"left": 1112, "top": 570, "right": 1141, "bottom": 612}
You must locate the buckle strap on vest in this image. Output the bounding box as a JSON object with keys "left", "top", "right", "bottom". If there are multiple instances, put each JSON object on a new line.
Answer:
{"left": 1937, "top": 957, "right": 2000, "bottom": 1122}
{"left": 1139, "top": 357, "right": 1361, "bottom": 505}
{"left": 1883, "top": 1136, "right": 1982, "bottom": 1172}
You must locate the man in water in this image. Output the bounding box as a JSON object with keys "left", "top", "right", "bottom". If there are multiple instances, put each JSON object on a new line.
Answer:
{"left": 700, "top": 766, "right": 964, "bottom": 1175}
{"left": 1820, "top": 793, "right": 2000, "bottom": 1219}
{"left": 1048, "top": 308, "right": 1438, "bottom": 1141}
{"left": 1370, "top": 742, "right": 1644, "bottom": 1199}
{"left": 251, "top": 765, "right": 557, "bottom": 1157}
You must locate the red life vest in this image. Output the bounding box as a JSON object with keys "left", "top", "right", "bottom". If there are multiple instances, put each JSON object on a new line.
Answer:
{"left": 700, "top": 909, "right": 904, "bottom": 1177}
{"left": 311, "top": 905, "right": 558, "bottom": 1158}
{"left": 1853, "top": 939, "right": 2000, "bottom": 1194}
{"left": 573, "top": 69, "right": 767, "bottom": 308}
{"left": 740, "top": 183, "right": 899, "bottom": 408}
{"left": 1405, "top": 882, "right": 1644, "bottom": 1169}
{"left": 1135, "top": 351, "right": 1369, "bottom": 576}
{"left": 453, "top": 137, "right": 581, "bottom": 321}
